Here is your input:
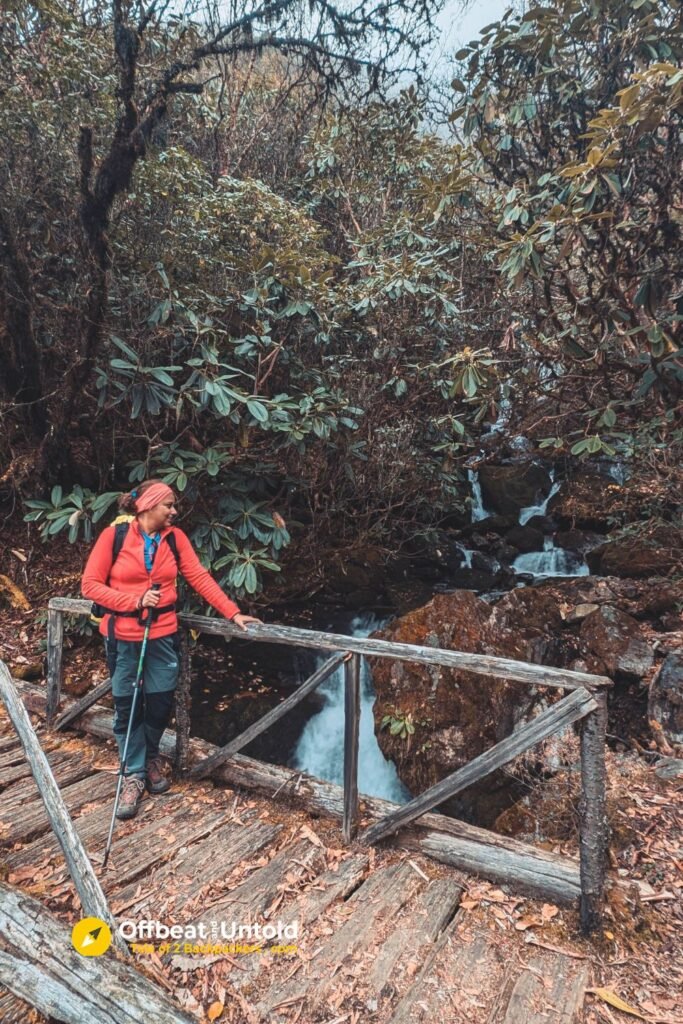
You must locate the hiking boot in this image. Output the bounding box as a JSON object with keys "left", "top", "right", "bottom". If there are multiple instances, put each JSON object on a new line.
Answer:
{"left": 145, "top": 755, "right": 171, "bottom": 794}
{"left": 116, "top": 777, "right": 145, "bottom": 820}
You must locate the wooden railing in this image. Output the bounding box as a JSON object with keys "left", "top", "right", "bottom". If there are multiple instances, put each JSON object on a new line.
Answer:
{"left": 45, "top": 597, "right": 612, "bottom": 933}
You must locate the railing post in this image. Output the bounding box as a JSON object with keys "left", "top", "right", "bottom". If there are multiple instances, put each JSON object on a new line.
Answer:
{"left": 579, "top": 690, "right": 609, "bottom": 934}
{"left": 174, "top": 629, "right": 192, "bottom": 779}
{"left": 46, "top": 606, "right": 64, "bottom": 726}
{"left": 343, "top": 653, "right": 361, "bottom": 843}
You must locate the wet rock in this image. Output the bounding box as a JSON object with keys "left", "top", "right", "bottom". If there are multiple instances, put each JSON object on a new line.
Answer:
{"left": 470, "top": 550, "right": 499, "bottom": 574}
{"left": 369, "top": 590, "right": 564, "bottom": 825}
{"left": 505, "top": 524, "right": 545, "bottom": 553}
{"left": 564, "top": 603, "right": 600, "bottom": 625}
{"left": 555, "top": 529, "right": 593, "bottom": 552}
{"left": 648, "top": 652, "right": 683, "bottom": 748}
{"left": 460, "top": 513, "right": 517, "bottom": 535}
{"left": 493, "top": 541, "right": 520, "bottom": 563}
{"left": 478, "top": 463, "right": 552, "bottom": 517}
{"left": 580, "top": 605, "right": 654, "bottom": 682}
{"left": 654, "top": 757, "right": 683, "bottom": 779}
{"left": 552, "top": 471, "right": 620, "bottom": 530}
{"left": 587, "top": 535, "right": 682, "bottom": 578}
{"left": 538, "top": 576, "right": 680, "bottom": 622}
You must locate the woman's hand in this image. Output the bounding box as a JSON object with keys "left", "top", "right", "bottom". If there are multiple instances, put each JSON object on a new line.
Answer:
{"left": 139, "top": 588, "right": 161, "bottom": 609}
{"left": 231, "top": 613, "right": 263, "bottom": 632}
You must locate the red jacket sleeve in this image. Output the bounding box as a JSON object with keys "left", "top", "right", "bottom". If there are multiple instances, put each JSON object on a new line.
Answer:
{"left": 174, "top": 529, "right": 241, "bottom": 620}
{"left": 81, "top": 526, "right": 139, "bottom": 612}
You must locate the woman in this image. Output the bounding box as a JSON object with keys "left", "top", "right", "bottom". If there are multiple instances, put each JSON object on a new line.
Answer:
{"left": 81, "top": 479, "right": 262, "bottom": 819}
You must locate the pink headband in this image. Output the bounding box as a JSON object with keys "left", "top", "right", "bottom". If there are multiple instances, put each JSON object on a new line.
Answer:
{"left": 133, "top": 483, "right": 175, "bottom": 512}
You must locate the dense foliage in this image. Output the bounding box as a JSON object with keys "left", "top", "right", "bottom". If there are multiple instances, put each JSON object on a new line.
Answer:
{"left": 1, "top": 0, "right": 681, "bottom": 600}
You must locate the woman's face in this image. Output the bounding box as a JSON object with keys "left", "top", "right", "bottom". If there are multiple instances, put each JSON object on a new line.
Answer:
{"left": 146, "top": 497, "right": 177, "bottom": 531}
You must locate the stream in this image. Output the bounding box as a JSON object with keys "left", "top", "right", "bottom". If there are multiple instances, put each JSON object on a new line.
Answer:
{"left": 191, "top": 464, "right": 598, "bottom": 807}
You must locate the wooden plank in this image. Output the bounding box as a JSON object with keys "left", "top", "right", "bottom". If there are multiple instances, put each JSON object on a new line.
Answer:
{"left": 0, "top": 755, "right": 99, "bottom": 821}
{"left": 189, "top": 652, "right": 349, "bottom": 780}
{"left": 579, "top": 691, "right": 609, "bottom": 935}
{"left": 183, "top": 852, "right": 370, "bottom": 983}
{"left": 26, "top": 798, "right": 232, "bottom": 897}
{"left": 361, "top": 688, "right": 598, "bottom": 846}
{"left": 343, "top": 652, "right": 361, "bottom": 842}
{"left": 388, "top": 913, "right": 508, "bottom": 1023}
{"left": 0, "top": 736, "right": 23, "bottom": 754}
{"left": 187, "top": 836, "right": 327, "bottom": 938}
{"left": 53, "top": 677, "right": 112, "bottom": 731}
{"left": 0, "top": 739, "right": 28, "bottom": 767}
{"left": 48, "top": 598, "right": 613, "bottom": 691}
{"left": 363, "top": 877, "right": 463, "bottom": 1010}
{"left": 257, "top": 860, "right": 425, "bottom": 1016}
{"left": 489, "top": 954, "right": 589, "bottom": 1024}
{"left": 15, "top": 681, "right": 585, "bottom": 904}
{"left": 0, "top": 985, "right": 47, "bottom": 1024}
{"left": 0, "top": 882, "right": 196, "bottom": 1024}
{"left": 0, "top": 663, "right": 122, "bottom": 951}
{"left": 45, "top": 607, "right": 63, "bottom": 724}
{"left": 0, "top": 771, "right": 114, "bottom": 846}
{"left": 0, "top": 749, "right": 72, "bottom": 790}
{"left": 113, "top": 819, "right": 281, "bottom": 917}
{"left": 173, "top": 631, "right": 192, "bottom": 778}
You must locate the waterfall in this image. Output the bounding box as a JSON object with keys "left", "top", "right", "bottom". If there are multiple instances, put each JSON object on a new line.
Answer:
{"left": 290, "top": 613, "right": 411, "bottom": 803}
{"left": 513, "top": 536, "right": 589, "bottom": 578}
{"left": 518, "top": 469, "right": 561, "bottom": 526}
{"left": 468, "top": 470, "right": 489, "bottom": 522}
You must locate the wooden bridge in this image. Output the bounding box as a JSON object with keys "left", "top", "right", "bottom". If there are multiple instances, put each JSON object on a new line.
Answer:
{"left": 0, "top": 598, "right": 614, "bottom": 1023}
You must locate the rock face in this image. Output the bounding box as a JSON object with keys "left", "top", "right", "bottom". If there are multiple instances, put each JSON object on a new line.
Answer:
{"left": 478, "top": 464, "right": 551, "bottom": 517}
{"left": 368, "top": 590, "right": 565, "bottom": 825}
{"left": 648, "top": 652, "right": 683, "bottom": 747}
{"left": 579, "top": 606, "right": 654, "bottom": 682}
{"left": 586, "top": 534, "right": 682, "bottom": 579}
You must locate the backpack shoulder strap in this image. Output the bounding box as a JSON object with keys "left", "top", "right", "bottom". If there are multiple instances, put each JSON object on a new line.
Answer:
{"left": 163, "top": 530, "right": 180, "bottom": 568}
{"left": 112, "top": 521, "right": 130, "bottom": 566}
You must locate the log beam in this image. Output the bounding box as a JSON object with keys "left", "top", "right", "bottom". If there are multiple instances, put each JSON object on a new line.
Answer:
{"left": 579, "top": 691, "right": 609, "bottom": 934}
{"left": 189, "top": 651, "right": 349, "bottom": 780}
{"left": 0, "top": 662, "right": 124, "bottom": 952}
{"left": 0, "top": 882, "right": 195, "bottom": 1023}
{"left": 47, "top": 599, "right": 612, "bottom": 692}
{"left": 15, "top": 680, "right": 584, "bottom": 905}
{"left": 361, "top": 687, "right": 597, "bottom": 847}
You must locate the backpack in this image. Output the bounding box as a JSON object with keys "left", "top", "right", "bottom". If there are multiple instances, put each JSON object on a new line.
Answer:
{"left": 90, "top": 519, "right": 180, "bottom": 624}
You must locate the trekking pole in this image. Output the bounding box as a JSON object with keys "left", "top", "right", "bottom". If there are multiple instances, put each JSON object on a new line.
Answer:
{"left": 102, "top": 583, "right": 161, "bottom": 869}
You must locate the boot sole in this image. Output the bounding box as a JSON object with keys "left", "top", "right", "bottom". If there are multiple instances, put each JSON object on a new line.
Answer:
{"left": 146, "top": 779, "right": 171, "bottom": 794}
{"left": 116, "top": 803, "right": 140, "bottom": 820}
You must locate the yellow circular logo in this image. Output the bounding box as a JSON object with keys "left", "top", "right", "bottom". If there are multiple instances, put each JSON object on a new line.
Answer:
{"left": 71, "top": 917, "right": 112, "bottom": 957}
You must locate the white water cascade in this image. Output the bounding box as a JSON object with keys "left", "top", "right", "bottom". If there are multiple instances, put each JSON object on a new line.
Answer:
{"left": 467, "top": 470, "right": 489, "bottom": 522}
{"left": 513, "top": 467, "right": 589, "bottom": 578}
{"left": 518, "top": 469, "right": 561, "bottom": 526}
{"left": 513, "top": 536, "right": 589, "bottom": 578}
{"left": 290, "top": 613, "right": 411, "bottom": 803}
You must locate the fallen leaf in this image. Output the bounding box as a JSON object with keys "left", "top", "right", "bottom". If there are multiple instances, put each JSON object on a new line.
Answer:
{"left": 541, "top": 903, "right": 559, "bottom": 922}
{"left": 515, "top": 916, "right": 541, "bottom": 931}
{"left": 588, "top": 988, "right": 648, "bottom": 1020}
{"left": 299, "top": 824, "right": 323, "bottom": 848}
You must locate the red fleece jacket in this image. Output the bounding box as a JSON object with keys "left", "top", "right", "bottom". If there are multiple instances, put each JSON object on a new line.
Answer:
{"left": 81, "top": 519, "right": 240, "bottom": 640}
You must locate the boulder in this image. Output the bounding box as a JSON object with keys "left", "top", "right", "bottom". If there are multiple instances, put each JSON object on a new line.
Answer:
{"left": 580, "top": 605, "right": 654, "bottom": 682}
{"left": 368, "top": 589, "right": 564, "bottom": 825}
{"left": 648, "top": 652, "right": 683, "bottom": 748}
{"left": 478, "top": 463, "right": 552, "bottom": 517}
{"left": 587, "top": 536, "right": 682, "bottom": 579}
{"left": 564, "top": 603, "right": 600, "bottom": 625}
{"left": 505, "top": 524, "right": 545, "bottom": 553}
{"left": 552, "top": 471, "right": 620, "bottom": 530}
